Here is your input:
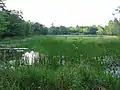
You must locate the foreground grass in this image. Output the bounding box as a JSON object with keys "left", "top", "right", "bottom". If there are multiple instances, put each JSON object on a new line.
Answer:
{"left": 1, "top": 35, "right": 120, "bottom": 90}
{"left": 1, "top": 64, "right": 120, "bottom": 90}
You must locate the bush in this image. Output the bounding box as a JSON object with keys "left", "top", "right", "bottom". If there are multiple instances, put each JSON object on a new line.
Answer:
{"left": 1, "top": 62, "right": 120, "bottom": 90}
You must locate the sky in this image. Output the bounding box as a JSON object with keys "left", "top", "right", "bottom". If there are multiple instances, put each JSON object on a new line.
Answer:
{"left": 5, "top": 0, "right": 120, "bottom": 27}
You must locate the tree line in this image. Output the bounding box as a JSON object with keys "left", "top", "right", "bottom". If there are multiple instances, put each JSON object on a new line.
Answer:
{"left": 0, "top": 0, "right": 120, "bottom": 39}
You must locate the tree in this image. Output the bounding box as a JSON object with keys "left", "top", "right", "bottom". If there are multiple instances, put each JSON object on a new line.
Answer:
{"left": 97, "top": 25, "right": 105, "bottom": 35}
{"left": 32, "top": 22, "right": 48, "bottom": 35}
{"left": 5, "top": 10, "right": 24, "bottom": 36}
{"left": 107, "top": 20, "right": 114, "bottom": 35}
{"left": 42, "top": 26, "right": 48, "bottom": 35}
{"left": 0, "top": 0, "right": 49, "bottom": 38}
{"left": 111, "top": 6, "right": 120, "bottom": 35}
{"left": 0, "top": 11, "right": 9, "bottom": 35}
{"left": 89, "top": 26, "right": 98, "bottom": 34}
{"left": 113, "top": 6, "right": 120, "bottom": 19}
{"left": 48, "top": 23, "right": 56, "bottom": 35}
{"left": 0, "top": 0, "right": 9, "bottom": 36}
{"left": 113, "top": 18, "right": 120, "bottom": 35}
{"left": 58, "top": 26, "right": 69, "bottom": 35}
{"left": 22, "top": 21, "right": 33, "bottom": 36}
{"left": 0, "top": 0, "right": 6, "bottom": 11}
{"left": 67, "top": 26, "right": 76, "bottom": 34}
{"left": 75, "top": 25, "right": 83, "bottom": 33}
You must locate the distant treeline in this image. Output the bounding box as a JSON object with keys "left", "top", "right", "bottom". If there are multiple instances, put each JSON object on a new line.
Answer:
{"left": 0, "top": 0, "right": 120, "bottom": 39}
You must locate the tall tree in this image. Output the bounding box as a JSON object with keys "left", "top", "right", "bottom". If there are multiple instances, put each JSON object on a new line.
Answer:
{"left": 5, "top": 10, "right": 24, "bottom": 36}
{"left": 0, "top": 0, "right": 9, "bottom": 36}
{"left": 0, "top": 11, "right": 9, "bottom": 35}
{"left": 113, "top": 18, "right": 120, "bottom": 35}
{"left": 0, "top": 0, "right": 6, "bottom": 11}
{"left": 97, "top": 25, "right": 105, "bottom": 35}
{"left": 107, "top": 20, "right": 114, "bottom": 35}
{"left": 111, "top": 6, "right": 120, "bottom": 35}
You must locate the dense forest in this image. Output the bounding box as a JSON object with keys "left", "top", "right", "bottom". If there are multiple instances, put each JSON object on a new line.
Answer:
{"left": 0, "top": 0, "right": 120, "bottom": 39}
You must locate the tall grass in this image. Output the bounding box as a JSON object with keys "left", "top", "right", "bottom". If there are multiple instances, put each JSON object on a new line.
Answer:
{"left": 1, "top": 35, "right": 120, "bottom": 90}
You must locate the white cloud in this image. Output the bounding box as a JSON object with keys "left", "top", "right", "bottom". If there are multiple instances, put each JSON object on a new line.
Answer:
{"left": 6, "top": 0, "right": 120, "bottom": 27}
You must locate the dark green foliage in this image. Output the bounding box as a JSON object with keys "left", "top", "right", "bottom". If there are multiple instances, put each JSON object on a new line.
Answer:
{"left": 0, "top": 1, "right": 49, "bottom": 38}
{"left": 89, "top": 27, "right": 98, "bottom": 34}
{"left": 0, "top": 11, "right": 9, "bottom": 36}
{"left": 32, "top": 22, "right": 48, "bottom": 35}
{"left": 0, "top": 10, "right": 49, "bottom": 38}
{"left": 6, "top": 10, "right": 24, "bottom": 36}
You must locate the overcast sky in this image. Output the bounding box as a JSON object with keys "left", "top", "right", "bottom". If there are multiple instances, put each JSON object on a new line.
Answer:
{"left": 5, "top": 0, "right": 120, "bottom": 27}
